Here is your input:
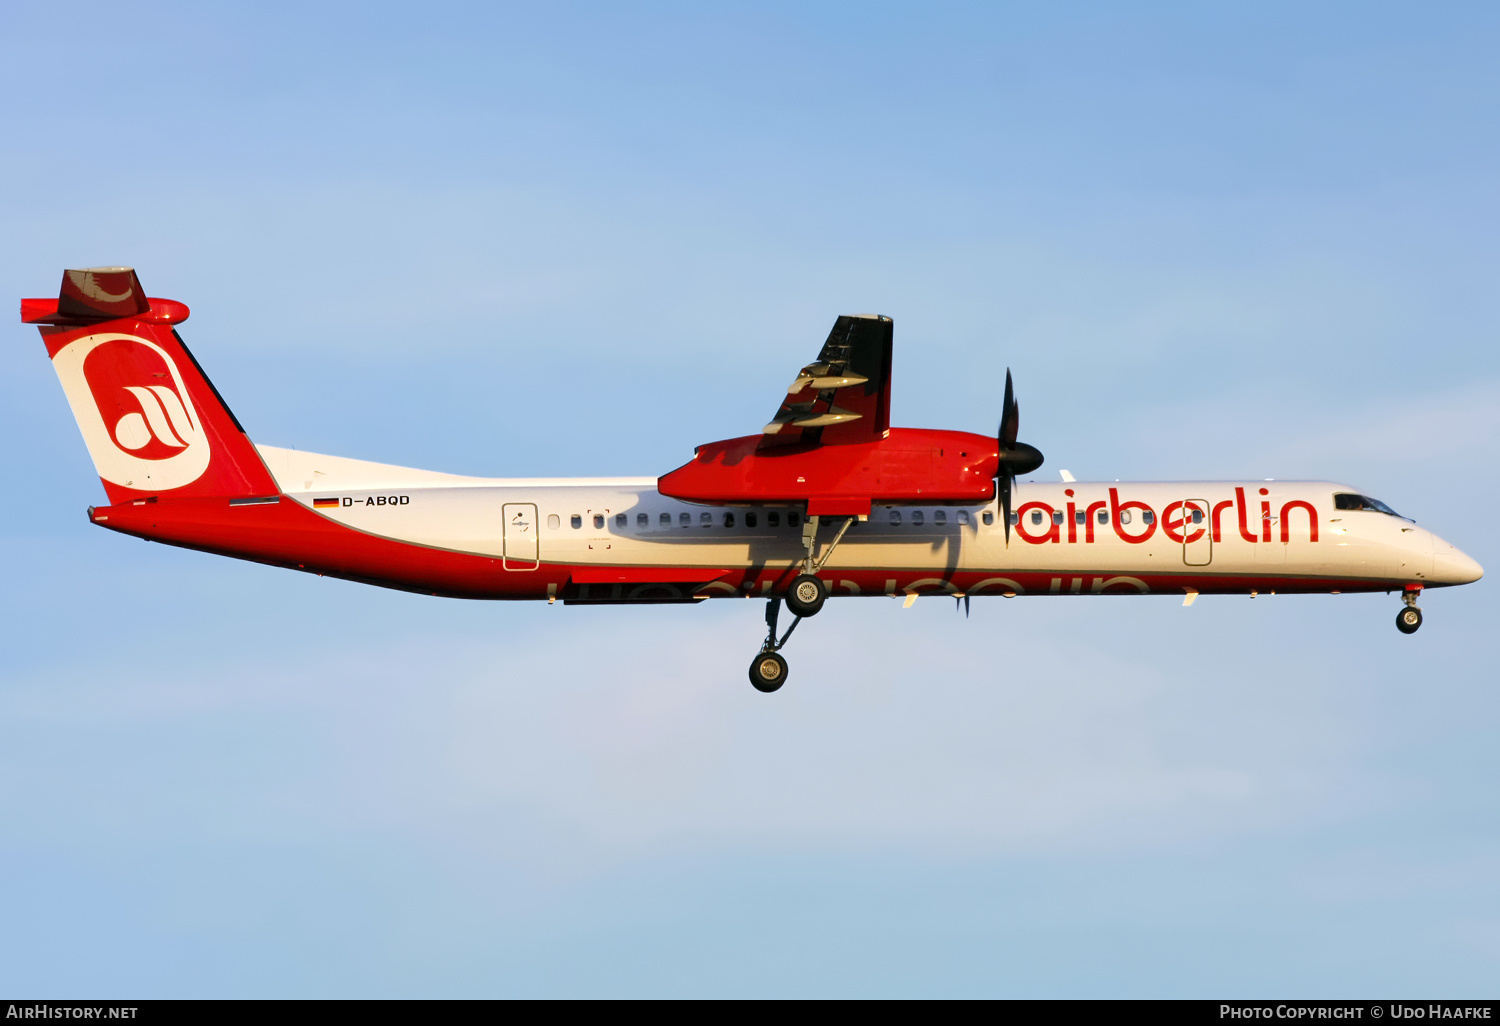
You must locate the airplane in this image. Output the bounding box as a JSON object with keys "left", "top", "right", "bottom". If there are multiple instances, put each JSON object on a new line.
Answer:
{"left": 23, "top": 267, "right": 1484, "bottom": 693}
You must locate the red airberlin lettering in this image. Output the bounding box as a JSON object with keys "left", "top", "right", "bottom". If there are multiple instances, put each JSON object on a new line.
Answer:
{"left": 1280, "top": 500, "right": 1318, "bottom": 542}
{"left": 1085, "top": 499, "right": 1107, "bottom": 542}
{"left": 1234, "top": 487, "right": 1258, "bottom": 543}
{"left": 1212, "top": 498, "right": 1235, "bottom": 543}
{"left": 1014, "top": 501, "right": 1060, "bottom": 544}
{"left": 1109, "top": 487, "right": 1156, "bottom": 544}
{"left": 1043, "top": 490, "right": 1321, "bottom": 544}
{"left": 1161, "top": 501, "right": 1206, "bottom": 545}
{"left": 1010, "top": 489, "right": 1318, "bottom": 544}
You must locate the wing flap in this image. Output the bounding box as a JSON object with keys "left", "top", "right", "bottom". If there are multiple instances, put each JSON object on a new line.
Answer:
{"left": 758, "top": 315, "right": 893, "bottom": 449}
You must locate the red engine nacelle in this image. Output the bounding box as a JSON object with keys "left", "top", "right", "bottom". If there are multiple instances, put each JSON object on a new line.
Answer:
{"left": 657, "top": 427, "right": 999, "bottom": 516}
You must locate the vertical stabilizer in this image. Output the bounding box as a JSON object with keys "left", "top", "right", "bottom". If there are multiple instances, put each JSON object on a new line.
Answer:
{"left": 23, "top": 267, "right": 279, "bottom": 503}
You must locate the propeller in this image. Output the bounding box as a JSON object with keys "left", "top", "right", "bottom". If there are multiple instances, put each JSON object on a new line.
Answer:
{"left": 996, "top": 369, "right": 1044, "bottom": 545}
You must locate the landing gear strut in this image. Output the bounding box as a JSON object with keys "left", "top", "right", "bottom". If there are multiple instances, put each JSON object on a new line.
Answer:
{"left": 1396, "top": 587, "right": 1423, "bottom": 635}
{"left": 747, "top": 514, "right": 858, "bottom": 692}
{"left": 749, "top": 598, "right": 801, "bottom": 692}
{"left": 784, "top": 514, "right": 852, "bottom": 618}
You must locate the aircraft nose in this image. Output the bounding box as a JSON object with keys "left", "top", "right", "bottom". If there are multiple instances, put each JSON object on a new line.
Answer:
{"left": 1431, "top": 539, "right": 1484, "bottom": 586}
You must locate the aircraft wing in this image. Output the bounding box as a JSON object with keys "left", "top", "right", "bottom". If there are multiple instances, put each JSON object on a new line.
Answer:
{"left": 758, "top": 315, "right": 893, "bottom": 449}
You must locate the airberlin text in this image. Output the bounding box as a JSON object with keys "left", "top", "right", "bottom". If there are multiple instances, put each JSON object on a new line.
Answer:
{"left": 1014, "top": 487, "right": 1319, "bottom": 546}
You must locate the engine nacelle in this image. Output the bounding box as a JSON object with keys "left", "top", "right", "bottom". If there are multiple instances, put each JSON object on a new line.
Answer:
{"left": 657, "top": 427, "right": 999, "bottom": 516}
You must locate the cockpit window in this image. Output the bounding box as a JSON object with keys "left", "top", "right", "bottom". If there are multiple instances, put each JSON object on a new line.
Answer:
{"left": 1333, "top": 493, "right": 1409, "bottom": 519}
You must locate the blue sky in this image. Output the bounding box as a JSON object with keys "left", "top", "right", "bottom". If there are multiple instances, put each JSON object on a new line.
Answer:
{"left": 2, "top": 1, "right": 1497, "bottom": 997}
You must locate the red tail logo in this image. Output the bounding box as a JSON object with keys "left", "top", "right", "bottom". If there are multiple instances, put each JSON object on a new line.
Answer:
{"left": 52, "top": 332, "right": 212, "bottom": 491}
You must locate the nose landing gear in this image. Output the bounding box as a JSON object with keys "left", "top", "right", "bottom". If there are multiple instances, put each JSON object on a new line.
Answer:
{"left": 1396, "top": 586, "right": 1423, "bottom": 634}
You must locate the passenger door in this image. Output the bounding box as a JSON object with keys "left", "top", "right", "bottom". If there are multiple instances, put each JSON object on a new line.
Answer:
{"left": 502, "top": 503, "right": 539, "bottom": 570}
{"left": 1182, "top": 499, "right": 1212, "bottom": 566}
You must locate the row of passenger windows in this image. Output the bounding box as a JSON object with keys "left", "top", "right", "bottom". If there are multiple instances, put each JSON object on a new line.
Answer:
{"left": 543, "top": 507, "right": 1207, "bottom": 530}
{"left": 887, "top": 509, "right": 979, "bottom": 526}
{"left": 549, "top": 511, "right": 806, "bottom": 530}
{"left": 1017, "top": 508, "right": 1203, "bottom": 526}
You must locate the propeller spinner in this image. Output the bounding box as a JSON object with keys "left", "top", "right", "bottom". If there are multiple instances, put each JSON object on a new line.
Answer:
{"left": 996, "top": 369, "right": 1044, "bottom": 544}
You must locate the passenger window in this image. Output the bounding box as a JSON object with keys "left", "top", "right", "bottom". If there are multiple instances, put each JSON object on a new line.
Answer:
{"left": 594, "top": 515, "right": 605, "bottom": 529}
{"left": 957, "top": 510, "right": 970, "bottom": 525}
{"left": 1142, "top": 510, "right": 1154, "bottom": 525}
{"left": 1191, "top": 509, "right": 1203, "bottom": 524}
{"left": 700, "top": 512, "right": 712, "bottom": 527}
{"left": 889, "top": 510, "right": 902, "bottom": 525}
{"left": 637, "top": 513, "right": 648, "bottom": 527}
{"left": 1120, "top": 510, "right": 1132, "bottom": 525}
{"left": 680, "top": 512, "right": 690, "bottom": 528}
{"left": 660, "top": 513, "right": 672, "bottom": 527}
{"left": 746, "top": 513, "right": 758, "bottom": 528}
{"left": 1075, "top": 510, "right": 1085, "bottom": 525}
{"left": 615, "top": 514, "right": 627, "bottom": 528}
{"left": 768, "top": 512, "right": 780, "bottom": 527}
{"left": 1097, "top": 510, "right": 1107, "bottom": 525}
{"left": 982, "top": 511, "right": 994, "bottom": 526}
{"left": 723, "top": 512, "right": 735, "bottom": 528}
{"left": 912, "top": 510, "right": 924, "bottom": 526}
{"left": 547, "top": 514, "right": 560, "bottom": 529}
{"left": 788, "top": 512, "right": 800, "bottom": 527}
{"left": 1030, "top": 510, "right": 1043, "bottom": 526}
{"left": 1009, "top": 512, "right": 1019, "bottom": 526}
{"left": 934, "top": 510, "right": 947, "bottom": 526}
{"left": 570, "top": 514, "right": 582, "bottom": 529}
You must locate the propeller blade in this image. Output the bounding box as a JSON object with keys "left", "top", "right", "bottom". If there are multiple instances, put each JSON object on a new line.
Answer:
{"left": 1000, "top": 369, "right": 1019, "bottom": 448}
{"left": 998, "top": 472, "right": 1013, "bottom": 546}
{"left": 995, "top": 368, "right": 1042, "bottom": 546}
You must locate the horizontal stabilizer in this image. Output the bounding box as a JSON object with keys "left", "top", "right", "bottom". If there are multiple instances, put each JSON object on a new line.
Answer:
{"left": 21, "top": 267, "right": 189, "bottom": 326}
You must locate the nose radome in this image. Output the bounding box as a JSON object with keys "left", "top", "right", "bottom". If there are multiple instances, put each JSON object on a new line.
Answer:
{"left": 1431, "top": 538, "right": 1484, "bottom": 586}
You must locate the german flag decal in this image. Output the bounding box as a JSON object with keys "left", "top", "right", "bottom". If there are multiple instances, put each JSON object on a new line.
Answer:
{"left": 313, "top": 497, "right": 340, "bottom": 509}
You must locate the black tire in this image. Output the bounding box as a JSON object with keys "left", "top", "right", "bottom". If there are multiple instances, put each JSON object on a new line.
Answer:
{"left": 1396, "top": 607, "right": 1423, "bottom": 634}
{"left": 750, "top": 651, "right": 788, "bottom": 693}
{"left": 785, "top": 574, "right": 827, "bottom": 617}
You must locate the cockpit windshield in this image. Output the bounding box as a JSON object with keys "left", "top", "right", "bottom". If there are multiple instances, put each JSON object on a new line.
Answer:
{"left": 1333, "top": 493, "right": 1410, "bottom": 520}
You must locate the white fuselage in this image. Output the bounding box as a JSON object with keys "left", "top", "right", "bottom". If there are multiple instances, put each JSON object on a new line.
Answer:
{"left": 254, "top": 445, "right": 1482, "bottom": 601}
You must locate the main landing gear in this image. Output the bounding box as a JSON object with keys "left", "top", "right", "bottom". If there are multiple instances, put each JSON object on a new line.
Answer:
{"left": 750, "top": 598, "right": 799, "bottom": 692}
{"left": 746, "top": 514, "right": 854, "bottom": 693}
{"left": 786, "top": 573, "right": 827, "bottom": 617}
{"left": 1396, "top": 586, "right": 1423, "bottom": 635}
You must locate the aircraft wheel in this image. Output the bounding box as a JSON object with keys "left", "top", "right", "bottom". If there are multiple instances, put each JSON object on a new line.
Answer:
{"left": 785, "top": 574, "right": 827, "bottom": 617}
{"left": 1396, "top": 607, "right": 1423, "bottom": 634}
{"left": 750, "top": 651, "right": 789, "bottom": 693}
